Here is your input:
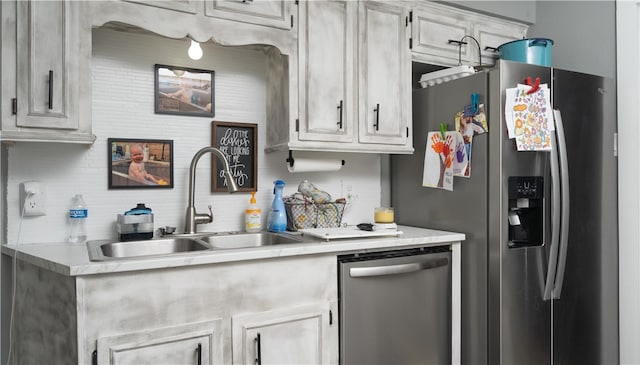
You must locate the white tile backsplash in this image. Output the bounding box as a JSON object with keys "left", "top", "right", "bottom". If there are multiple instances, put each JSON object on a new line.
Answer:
{"left": 4, "top": 28, "right": 382, "bottom": 244}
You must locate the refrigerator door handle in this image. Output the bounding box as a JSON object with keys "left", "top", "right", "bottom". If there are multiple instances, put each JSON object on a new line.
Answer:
{"left": 543, "top": 129, "right": 562, "bottom": 301}
{"left": 552, "top": 109, "right": 570, "bottom": 299}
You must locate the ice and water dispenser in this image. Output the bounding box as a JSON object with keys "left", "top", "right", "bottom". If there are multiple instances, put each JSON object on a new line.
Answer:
{"left": 508, "top": 176, "right": 544, "bottom": 248}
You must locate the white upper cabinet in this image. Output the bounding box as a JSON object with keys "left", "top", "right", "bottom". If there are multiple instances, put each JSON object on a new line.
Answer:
{"left": 205, "top": 0, "right": 293, "bottom": 30}
{"left": 297, "top": 0, "right": 357, "bottom": 144}
{"left": 408, "top": 1, "right": 528, "bottom": 67}
{"left": 410, "top": 5, "right": 473, "bottom": 66}
{"left": 267, "top": 0, "right": 413, "bottom": 154}
{"left": 1, "top": 0, "right": 527, "bottom": 149}
{"left": 89, "top": 1, "right": 296, "bottom": 57}
{"left": 475, "top": 21, "right": 527, "bottom": 66}
{"left": 358, "top": 1, "right": 411, "bottom": 147}
{"left": 1, "top": 0, "right": 94, "bottom": 143}
{"left": 123, "top": 0, "right": 293, "bottom": 30}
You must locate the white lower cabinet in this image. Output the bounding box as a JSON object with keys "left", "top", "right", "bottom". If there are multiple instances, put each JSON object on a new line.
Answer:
{"left": 8, "top": 254, "right": 339, "bottom": 364}
{"left": 232, "top": 302, "right": 338, "bottom": 365}
{"left": 97, "top": 320, "right": 223, "bottom": 365}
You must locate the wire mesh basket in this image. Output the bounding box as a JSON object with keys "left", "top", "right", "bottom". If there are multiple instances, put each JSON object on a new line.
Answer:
{"left": 284, "top": 201, "right": 345, "bottom": 231}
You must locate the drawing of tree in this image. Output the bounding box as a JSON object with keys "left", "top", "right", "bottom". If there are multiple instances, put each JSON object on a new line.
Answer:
{"left": 430, "top": 133, "right": 454, "bottom": 187}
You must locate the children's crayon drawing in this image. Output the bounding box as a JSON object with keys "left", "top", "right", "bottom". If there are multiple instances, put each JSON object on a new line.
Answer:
{"left": 423, "top": 131, "right": 466, "bottom": 191}
{"left": 454, "top": 104, "right": 487, "bottom": 177}
{"left": 505, "top": 84, "right": 554, "bottom": 151}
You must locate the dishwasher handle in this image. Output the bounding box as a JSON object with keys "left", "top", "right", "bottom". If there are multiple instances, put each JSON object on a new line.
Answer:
{"left": 349, "top": 257, "right": 449, "bottom": 278}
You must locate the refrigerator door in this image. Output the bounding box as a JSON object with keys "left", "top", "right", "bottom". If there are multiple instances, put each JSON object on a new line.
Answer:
{"left": 487, "top": 61, "right": 553, "bottom": 365}
{"left": 551, "top": 69, "right": 619, "bottom": 365}
{"left": 391, "top": 71, "right": 489, "bottom": 364}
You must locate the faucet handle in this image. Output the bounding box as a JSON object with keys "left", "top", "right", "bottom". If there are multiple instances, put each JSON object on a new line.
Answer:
{"left": 193, "top": 205, "right": 213, "bottom": 225}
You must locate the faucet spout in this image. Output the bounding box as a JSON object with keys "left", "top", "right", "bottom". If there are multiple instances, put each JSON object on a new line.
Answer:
{"left": 185, "top": 147, "right": 239, "bottom": 234}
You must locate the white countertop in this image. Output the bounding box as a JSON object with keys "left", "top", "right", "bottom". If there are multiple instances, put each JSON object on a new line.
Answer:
{"left": 1, "top": 225, "right": 464, "bottom": 277}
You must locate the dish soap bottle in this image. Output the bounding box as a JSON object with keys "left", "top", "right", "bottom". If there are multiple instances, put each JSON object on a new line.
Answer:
{"left": 267, "top": 180, "right": 287, "bottom": 232}
{"left": 245, "top": 192, "right": 262, "bottom": 233}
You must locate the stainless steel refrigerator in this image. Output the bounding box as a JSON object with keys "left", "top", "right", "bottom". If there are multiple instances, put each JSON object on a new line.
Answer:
{"left": 391, "top": 60, "right": 618, "bottom": 365}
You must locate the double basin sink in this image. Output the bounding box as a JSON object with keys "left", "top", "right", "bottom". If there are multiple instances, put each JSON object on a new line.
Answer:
{"left": 87, "top": 231, "right": 304, "bottom": 261}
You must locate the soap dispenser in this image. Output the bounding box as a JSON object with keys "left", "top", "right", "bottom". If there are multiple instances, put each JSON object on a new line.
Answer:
{"left": 267, "top": 180, "right": 287, "bottom": 232}
{"left": 245, "top": 192, "right": 262, "bottom": 233}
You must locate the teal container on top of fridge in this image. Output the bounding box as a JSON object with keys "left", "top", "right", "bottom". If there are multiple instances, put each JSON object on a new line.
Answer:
{"left": 498, "top": 38, "right": 554, "bottom": 67}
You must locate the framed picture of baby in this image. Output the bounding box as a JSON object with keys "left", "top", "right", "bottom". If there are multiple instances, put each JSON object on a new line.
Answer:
{"left": 154, "top": 64, "right": 215, "bottom": 117}
{"left": 108, "top": 138, "right": 174, "bottom": 189}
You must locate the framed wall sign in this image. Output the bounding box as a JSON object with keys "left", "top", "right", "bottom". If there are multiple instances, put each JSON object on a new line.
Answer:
{"left": 154, "top": 64, "right": 215, "bottom": 117}
{"left": 211, "top": 121, "right": 257, "bottom": 192}
{"left": 108, "top": 138, "right": 174, "bottom": 189}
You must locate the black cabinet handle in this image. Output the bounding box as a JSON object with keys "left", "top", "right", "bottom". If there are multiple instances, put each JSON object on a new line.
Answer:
{"left": 254, "top": 333, "right": 262, "bottom": 365}
{"left": 196, "top": 343, "right": 202, "bottom": 365}
{"left": 48, "top": 70, "right": 53, "bottom": 110}
{"left": 373, "top": 103, "right": 380, "bottom": 131}
{"left": 448, "top": 39, "right": 468, "bottom": 46}
{"left": 337, "top": 100, "right": 343, "bottom": 129}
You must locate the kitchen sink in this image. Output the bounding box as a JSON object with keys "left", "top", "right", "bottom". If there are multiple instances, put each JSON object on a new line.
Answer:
{"left": 194, "top": 231, "right": 303, "bottom": 249}
{"left": 86, "top": 232, "right": 305, "bottom": 261}
{"left": 87, "top": 237, "right": 211, "bottom": 261}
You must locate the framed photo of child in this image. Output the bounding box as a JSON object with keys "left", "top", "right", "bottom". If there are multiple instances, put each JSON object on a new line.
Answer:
{"left": 154, "top": 64, "right": 215, "bottom": 117}
{"left": 108, "top": 138, "right": 174, "bottom": 189}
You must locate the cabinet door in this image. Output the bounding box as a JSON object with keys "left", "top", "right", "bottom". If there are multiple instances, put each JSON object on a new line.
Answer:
{"left": 475, "top": 21, "right": 527, "bottom": 67}
{"left": 97, "top": 319, "right": 223, "bottom": 365}
{"left": 298, "top": 0, "right": 356, "bottom": 143}
{"left": 205, "top": 0, "right": 292, "bottom": 30}
{"left": 232, "top": 303, "right": 337, "bottom": 365}
{"left": 410, "top": 6, "right": 473, "bottom": 66}
{"left": 358, "top": 1, "right": 411, "bottom": 146}
{"left": 16, "top": 0, "right": 79, "bottom": 130}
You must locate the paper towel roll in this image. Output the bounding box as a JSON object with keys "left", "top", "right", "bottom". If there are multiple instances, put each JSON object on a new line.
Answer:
{"left": 287, "top": 157, "right": 344, "bottom": 173}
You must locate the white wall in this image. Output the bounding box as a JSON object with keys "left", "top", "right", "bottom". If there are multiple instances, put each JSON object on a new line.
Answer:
{"left": 617, "top": 1, "right": 640, "bottom": 363}
{"left": 3, "top": 28, "right": 381, "bottom": 245}
{"left": 529, "top": 1, "right": 616, "bottom": 78}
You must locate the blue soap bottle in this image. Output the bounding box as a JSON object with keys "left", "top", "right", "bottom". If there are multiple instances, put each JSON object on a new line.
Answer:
{"left": 268, "top": 180, "right": 287, "bottom": 232}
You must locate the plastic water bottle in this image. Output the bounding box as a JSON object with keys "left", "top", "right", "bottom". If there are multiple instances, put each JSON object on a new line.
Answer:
{"left": 68, "top": 194, "right": 88, "bottom": 243}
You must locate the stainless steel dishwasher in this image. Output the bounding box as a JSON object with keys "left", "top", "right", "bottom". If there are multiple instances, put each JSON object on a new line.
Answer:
{"left": 338, "top": 246, "right": 451, "bottom": 364}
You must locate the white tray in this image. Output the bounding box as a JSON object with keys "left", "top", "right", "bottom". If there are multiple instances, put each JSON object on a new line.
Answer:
{"left": 299, "top": 226, "right": 403, "bottom": 241}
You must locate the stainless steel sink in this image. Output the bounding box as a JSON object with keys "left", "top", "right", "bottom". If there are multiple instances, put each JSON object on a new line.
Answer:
{"left": 87, "top": 237, "right": 211, "bottom": 261}
{"left": 86, "top": 232, "right": 305, "bottom": 261}
{"left": 195, "top": 231, "right": 303, "bottom": 249}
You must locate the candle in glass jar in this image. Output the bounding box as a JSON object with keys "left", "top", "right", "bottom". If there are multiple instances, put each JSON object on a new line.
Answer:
{"left": 374, "top": 207, "right": 394, "bottom": 223}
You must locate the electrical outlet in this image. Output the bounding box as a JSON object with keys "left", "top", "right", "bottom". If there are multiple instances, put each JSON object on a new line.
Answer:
{"left": 20, "top": 181, "right": 46, "bottom": 217}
